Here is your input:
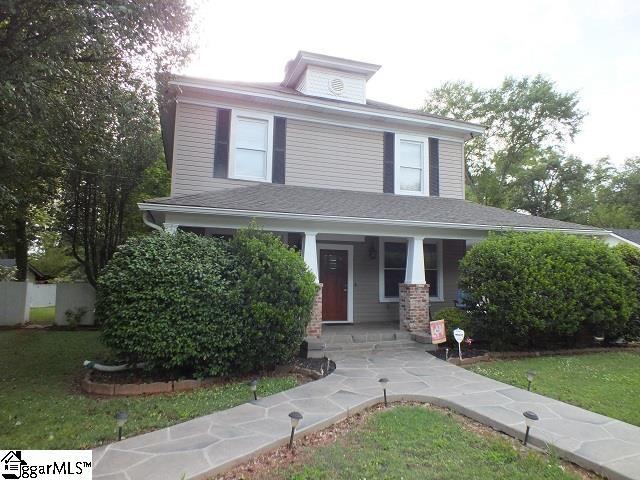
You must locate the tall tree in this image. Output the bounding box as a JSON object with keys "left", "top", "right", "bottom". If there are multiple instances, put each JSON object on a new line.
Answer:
{"left": 423, "top": 76, "right": 585, "bottom": 209}
{"left": 0, "top": 0, "right": 192, "bottom": 281}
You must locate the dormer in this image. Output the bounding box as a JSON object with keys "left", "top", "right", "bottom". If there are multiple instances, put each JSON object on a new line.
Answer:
{"left": 281, "top": 51, "right": 380, "bottom": 105}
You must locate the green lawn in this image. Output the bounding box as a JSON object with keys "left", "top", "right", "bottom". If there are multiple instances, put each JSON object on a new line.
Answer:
{"left": 470, "top": 352, "right": 640, "bottom": 426}
{"left": 0, "top": 330, "right": 298, "bottom": 449}
{"left": 29, "top": 306, "right": 56, "bottom": 325}
{"left": 274, "top": 406, "right": 583, "bottom": 480}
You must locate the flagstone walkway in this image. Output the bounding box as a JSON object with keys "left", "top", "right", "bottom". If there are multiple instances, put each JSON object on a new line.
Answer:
{"left": 92, "top": 346, "right": 640, "bottom": 480}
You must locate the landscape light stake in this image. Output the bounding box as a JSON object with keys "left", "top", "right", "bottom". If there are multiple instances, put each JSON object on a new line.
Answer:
{"left": 249, "top": 379, "right": 258, "bottom": 401}
{"left": 526, "top": 370, "right": 536, "bottom": 391}
{"left": 115, "top": 411, "right": 128, "bottom": 441}
{"left": 379, "top": 378, "right": 389, "bottom": 406}
{"left": 288, "top": 411, "right": 303, "bottom": 449}
{"left": 522, "top": 411, "right": 539, "bottom": 446}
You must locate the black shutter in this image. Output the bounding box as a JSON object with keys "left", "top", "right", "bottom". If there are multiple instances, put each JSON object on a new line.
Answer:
{"left": 383, "top": 132, "right": 395, "bottom": 193}
{"left": 213, "top": 108, "right": 231, "bottom": 178}
{"left": 272, "top": 116, "right": 286, "bottom": 184}
{"left": 429, "top": 137, "right": 439, "bottom": 197}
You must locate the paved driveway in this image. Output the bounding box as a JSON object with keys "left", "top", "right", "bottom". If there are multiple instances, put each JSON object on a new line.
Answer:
{"left": 93, "top": 347, "right": 640, "bottom": 480}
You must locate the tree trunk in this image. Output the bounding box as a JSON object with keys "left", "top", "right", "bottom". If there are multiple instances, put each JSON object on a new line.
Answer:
{"left": 14, "top": 214, "right": 28, "bottom": 281}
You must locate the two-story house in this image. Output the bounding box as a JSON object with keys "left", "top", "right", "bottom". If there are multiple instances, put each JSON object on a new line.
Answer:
{"left": 139, "top": 51, "right": 609, "bottom": 342}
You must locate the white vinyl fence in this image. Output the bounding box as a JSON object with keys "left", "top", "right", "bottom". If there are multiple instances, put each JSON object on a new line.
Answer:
{"left": 0, "top": 281, "right": 95, "bottom": 326}
{"left": 28, "top": 283, "right": 57, "bottom": 307}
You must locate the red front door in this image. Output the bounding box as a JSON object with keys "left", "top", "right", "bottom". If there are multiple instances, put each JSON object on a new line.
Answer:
{"left": 319, "top": 249, "right": 348, "bottom": 322}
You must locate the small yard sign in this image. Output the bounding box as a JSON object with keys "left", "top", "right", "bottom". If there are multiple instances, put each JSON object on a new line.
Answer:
{"left": 430, "top": 320, "right": 446, "bottom": 344}
{"left": 453, "top": 328, "right": 465, "bottom": 361}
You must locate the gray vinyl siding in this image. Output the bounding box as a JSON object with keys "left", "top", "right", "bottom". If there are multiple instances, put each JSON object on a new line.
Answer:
{"left": 171, "top": 102, "right": 252, "bottom": 196}
{"left": 328, "top": 238, "right": 465, "bottom": 324}
{"left": 286, "top": 120, "right": 384, "bottom": 193}
{"left": 438, "top": 140, "right": 464, "bottom": 199}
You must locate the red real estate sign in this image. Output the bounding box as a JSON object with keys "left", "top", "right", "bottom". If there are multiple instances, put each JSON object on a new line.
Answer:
{"left": 430, "top": 319, "right": 446, "bottom": 344}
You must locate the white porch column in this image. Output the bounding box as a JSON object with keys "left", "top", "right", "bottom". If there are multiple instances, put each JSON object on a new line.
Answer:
{"left": 303, "top": 232, "right": 318, "bottom": 281}
{"left": 163, "top": 223, "right": 179, "bottom": 234}
{"left": 405, "top": 236, "right": 425, "bottom": 284}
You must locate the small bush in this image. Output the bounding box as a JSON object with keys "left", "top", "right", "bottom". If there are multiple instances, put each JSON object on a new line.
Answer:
{"left": 613, "top": 243, "right": 640, "bottom": 339}
{"left": 433, "top": 307, "right": 474, "bottom": 345}
{"left": 97, "top": 227, "right": 316, "bottom": 377}
{"left": 459, "top": 232, "right": 637, "bottom": 350}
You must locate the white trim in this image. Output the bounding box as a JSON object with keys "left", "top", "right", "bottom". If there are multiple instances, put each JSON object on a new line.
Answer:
{"left": 378, "top": 237, "right": 444, "bottom": 303}
{"left": 177, "top": 97, "right": 468, "bottom": 144}
{"left": 303, "top": 232, "right": 319, "bottom": 281}
{"left": 228, "top": 109, "right": 274, "bottom": 182}
{"left": 138, "top": 202, "right": 609, "bottom": 236}
{"left": 607, "top": 232, "right": 640, "bottom": 249}
{"left": 395, "top": 133, "right": 430, "bottom": 196}
{"left": 170, "top": 79, "right": 485, "bottom": 135}
{"left": 317, "top": 243, "right": 354, "bottom": 323}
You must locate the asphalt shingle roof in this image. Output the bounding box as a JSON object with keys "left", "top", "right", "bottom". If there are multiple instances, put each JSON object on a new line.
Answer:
{"left": 613, "top": 229, "right": 640, "bottom": 245}
{"left": 146, "top": 183, "right": 602, "bottom": 232}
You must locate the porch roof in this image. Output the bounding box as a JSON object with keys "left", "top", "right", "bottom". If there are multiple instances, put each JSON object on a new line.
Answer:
{"left": 141, "top": 183, "right": 606, "bottom": 235}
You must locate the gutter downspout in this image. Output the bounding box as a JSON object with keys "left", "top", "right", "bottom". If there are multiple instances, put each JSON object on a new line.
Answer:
{"left": 143, "top": 211, "right": 163, "bottom": 232}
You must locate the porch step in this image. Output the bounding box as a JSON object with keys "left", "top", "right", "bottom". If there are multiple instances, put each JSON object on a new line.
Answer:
{"left": 309, "top": 338, "right": 436, "bottom": 357}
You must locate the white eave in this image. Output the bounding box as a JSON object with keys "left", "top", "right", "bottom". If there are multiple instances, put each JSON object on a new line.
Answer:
{"left": 168, "top": 77, "right": 485, "bottom": 137}
{"left": 138, "top": 202, "right": 608, "bottom": 237}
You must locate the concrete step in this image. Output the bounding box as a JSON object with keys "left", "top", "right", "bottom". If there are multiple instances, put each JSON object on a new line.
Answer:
{"left": 315, "top": 339, "right": 437, "bottom": 357}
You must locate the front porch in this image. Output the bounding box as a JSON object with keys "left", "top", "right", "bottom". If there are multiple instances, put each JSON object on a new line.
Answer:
{"left": 308, "top": 321, "right": 436, "bottom": 358}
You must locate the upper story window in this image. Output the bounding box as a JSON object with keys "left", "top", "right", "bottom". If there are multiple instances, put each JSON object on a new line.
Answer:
{"left": 379, "top": 238, "right": 443, "bottom": 302}
{"left": 395, "top": 134, "right": 429, "bottom": 196}
{"left": 229, "top": 110, "right": 273, "bottom": 182}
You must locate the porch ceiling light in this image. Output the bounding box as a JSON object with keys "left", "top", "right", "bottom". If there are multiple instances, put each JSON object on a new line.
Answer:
{"left": 288, "top": 411, "right": 303, "bottom": 449}
{"left": 526, "top": 370, "right": 536, "bottom": 391}
{"left": 115, "top": 411, "right": 128, "bottom": 441}
{"left": 522, "top": 410, "right": 539, "bottom": 446}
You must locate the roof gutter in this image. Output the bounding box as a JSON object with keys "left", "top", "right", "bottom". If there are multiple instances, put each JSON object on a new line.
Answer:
{"left": 138, "top": 202, "right": 609, "bottom": 237}
{"left": 168, "top": 79, "right": 485, "bottom": 136}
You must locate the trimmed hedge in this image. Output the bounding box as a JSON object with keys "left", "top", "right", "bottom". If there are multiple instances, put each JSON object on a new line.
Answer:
{"left": 613, "top": 243, "right": 640, "bottom": 339}
{"left": 459, "top": 232, "right": 637, "bottom": 350}
{"left": 96, "top": 227, "right": 316, "bottom": 376}
{"left": 432, "top": 307, "right": 474, "bottom": 345}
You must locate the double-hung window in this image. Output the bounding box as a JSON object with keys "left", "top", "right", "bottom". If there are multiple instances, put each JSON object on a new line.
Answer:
{"left": 229, "top": 110, "right": 273, "bottom": 181}
{"left": 395, "top": 135, "right": 428, "bottom": 195}
{"left": 379, "top": 239, "right": 443, "bottom": 302}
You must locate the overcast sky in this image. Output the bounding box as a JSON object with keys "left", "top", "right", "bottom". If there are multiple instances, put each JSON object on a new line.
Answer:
{"left": 182, "top": 0, "right": 640, "bottom": 166}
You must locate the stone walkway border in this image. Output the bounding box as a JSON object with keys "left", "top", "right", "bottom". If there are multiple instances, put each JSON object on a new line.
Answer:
{"left": 93, "top": 347, "right": 640, "bottom": 480}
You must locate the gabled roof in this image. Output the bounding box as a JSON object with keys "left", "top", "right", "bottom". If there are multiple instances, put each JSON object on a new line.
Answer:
{"left": 142, "top": 183, "right": 606, "bottom": 235}
{"left": 612, "top": 229, "right": 640, "bottom": 247}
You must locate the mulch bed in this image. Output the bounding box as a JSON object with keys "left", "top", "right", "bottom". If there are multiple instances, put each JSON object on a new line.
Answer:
{"left": 82, "top": 356, "right": 336, "bottom": 397}
{"left": 429, "top": 347, "right": 488, "bottom": 362}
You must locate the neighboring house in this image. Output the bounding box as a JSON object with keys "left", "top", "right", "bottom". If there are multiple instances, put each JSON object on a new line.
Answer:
{"left": 140, "top": 51, "right": 612, "bottom": 338}
{"left": 0, "top": 258, "right": 47, "bottom": 283}
{"left": 611, "top": 230, "right": 640, "bottom": 249}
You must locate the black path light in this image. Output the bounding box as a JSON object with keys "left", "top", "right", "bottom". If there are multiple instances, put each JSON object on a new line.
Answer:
{"left": 248, "top": 379, "right": 258, "bottom": 400}
{"left": 288, "top": 411, "right": 303, "bottom": 449}
{"left": 526, "top": 370, "right": 536, "bottom": 391}
{"left": 115, "top": 411, "right": 128, "bottom": 441}
{"left": 379, "top": 378, "right": 389, "bottom": 406}
{"left": 523, "top": 410, "right": 539, "bottom": 446}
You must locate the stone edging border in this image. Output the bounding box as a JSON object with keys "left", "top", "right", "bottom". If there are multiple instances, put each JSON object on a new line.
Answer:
{"left": 81, "top": 365, "right": 329, "bottom": 396}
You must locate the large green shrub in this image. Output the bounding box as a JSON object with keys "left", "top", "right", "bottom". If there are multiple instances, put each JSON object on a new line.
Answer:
{"left": 97, "top": 228, "right": 316, "bottom": 376}
{"left": 613, "top": 243, "right": 640, "bottom": 339}
{"left": 459, "top": 232, "right": 636, "bottom": 349}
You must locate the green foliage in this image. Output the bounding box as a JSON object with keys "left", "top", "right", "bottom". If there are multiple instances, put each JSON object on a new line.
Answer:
{"left": 0, "top": 330, "right": 298, "bottom": 449}
{"left": 228, "top": 226, "right": 317, "bottom": 372}
{"left": 64, "top": 307, "right": 88, "bottom": 329}
{"left": 97, "top": 227, "right": 316, "bottom": 376}
{"left": 0, "top": 264, "right": 16, "bottom": 281}
{"left": 433, "top": 307, "right": 475, "bottom": 345}
{"left": 613, "top": 243, "right": 640, "bottom": 339}
{"left": 459, "top": 232, "right": 637, "bottom": 349}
